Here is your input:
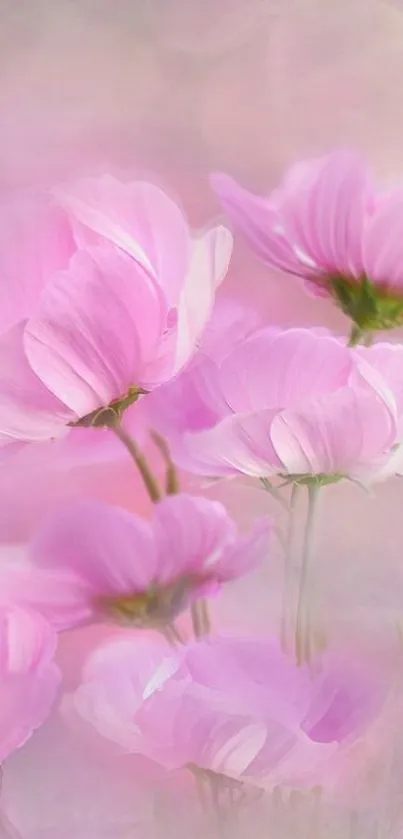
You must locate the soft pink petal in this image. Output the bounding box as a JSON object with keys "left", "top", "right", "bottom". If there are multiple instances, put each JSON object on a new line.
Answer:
{"left": 55, "top": 175, "right": 191, "bottom": 304}
{"left": 74, "top": 636, "right": 180, "bottom": 754}
{"left": 0, "top": 324, "right": 74, "bottom": 442}
{"left": 153, "top": 494, "right": 237, "bottom": 583}
{"left": 24, "top": 246, "right": 165, "bottom": 418}
{"left": 0, "top": 561, "right": 93, "bottom": 631}
{"left": 363, "top": 192, "right": 403, "bottom": 289}
{"left": 30, "top": 499, "right": 157, "bottom": 596}
{"left": 219, "top": 328, "right": 353, "bottom": 412}
{"left": 283, "top": 151, "right": 370, "bottom": 277}
{"left": 0, "top": 194, "right": 75, "bottom": 335}
{"left": 174, "top": 226, "right": 233, "bottom": 371}
{"left": 270, "top": 387, "right": 397, "bottom": 477}
{"left": 210, "top": 172, "right": 302, "bottom": 274}
{"left": 354, "top": 342, "right": 403, "bottom": 419}
{"left": 0, "top": 607, "right": 60, "bottom": 762}
{"left": 180, "top": 409, "right": 283, "bottom": 477}
{"left": 302, "top": 648, "right": 389, "bottom": 745}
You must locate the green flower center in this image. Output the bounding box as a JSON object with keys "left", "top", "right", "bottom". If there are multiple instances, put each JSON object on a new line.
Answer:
{"left": 329, "top": 274, "right": 403, "bottom": 335}
{"left": 73, "top": 386, "right": 147, "bottom": 429}
{"left": 97, "top": 576, "right": 195, "bottom": 628}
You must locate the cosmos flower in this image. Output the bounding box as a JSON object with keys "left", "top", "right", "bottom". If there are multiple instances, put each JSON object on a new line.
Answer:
{"left": 72, "top": 634, "right": 388, "bottom": 791}
{"left": 24, "top": 494, "right": 272, "bottom": 631}
{"left": 168, "top": 327, "right": 399, "bottom": 485}
{"left": 0, "top": 177, "right": 232, "bottom": 447}
{"left": 211, "top": 151, "right": 403, "bottom": 340}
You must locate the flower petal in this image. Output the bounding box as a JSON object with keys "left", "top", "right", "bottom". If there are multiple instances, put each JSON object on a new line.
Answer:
{"left": 55, "top": 175, "right": 191, "bottom": 304}
{"left": 210, "top": 172, "right": 301, "bottom": 274}
{"left": 363, "top": 193, "right": 403, "bottom": 289}
{"left": 270, "top": 387, "right": 397, "bottom": 477}
{"left": 153, "top": 494, "right": 237, "bottom": 583}
{"left": 180, "top": 409, "right": 283, "bottom": 477}
{"left": 283, "top": 151, "right": 370, "bottom": 277}
{"left": 174, "top": 226, "right": 233, "bottom": 371}
{"left": 219, "top": 328, "right": 352, "bottom": 412}
{"left": 0, "top": 324, "right": 73, "bottom": 441}
{"left": 30, "top": 499, "right": 157, "bottom": 596}
{"left": 24, "top": 246, "right": 165, "bottom": 418}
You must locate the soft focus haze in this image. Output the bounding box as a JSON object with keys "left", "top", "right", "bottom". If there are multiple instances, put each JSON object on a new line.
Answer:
{"left": 2, "top": 1, "right": 403, "bottom": 836}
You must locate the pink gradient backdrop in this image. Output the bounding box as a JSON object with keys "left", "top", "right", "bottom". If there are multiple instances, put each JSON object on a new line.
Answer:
{"left": 1, "top": 1, "right": 403, "bottom": 835}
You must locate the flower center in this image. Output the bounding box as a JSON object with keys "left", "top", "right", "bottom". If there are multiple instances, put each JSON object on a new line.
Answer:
{"left": 328, "top": 274, "right": 403, "bottom": 333}
{"left": 73, "top": 386, "right": 147, "bottom": 429}
{"left": 97, "top": 576, "right": 196, "bottom": 627}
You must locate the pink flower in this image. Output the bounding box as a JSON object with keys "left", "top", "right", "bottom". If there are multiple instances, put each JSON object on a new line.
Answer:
{"left": 211, "top": 151, "right": 403, "bottom": 336}
{"left": 172, "top": 328, "right": 399, "bottom": 483}
{"left": 25, "top": 494, "right": 272, "bottom": 630}
{"left": 0, "top": 606, "right": 60, "bottom": 761}
{"left": 0, "top": 178, "right": 232, "bottom": 446}
{"left": 72, "top": 635, "right": 388, "bottom": 790}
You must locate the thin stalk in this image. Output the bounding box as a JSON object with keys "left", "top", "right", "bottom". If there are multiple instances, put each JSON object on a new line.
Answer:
{"left": 281, "top": 483, "right": 301, "bottom": 654}
{"left": 260, "top": 478, "right": 289, "bottom": 511}
{"left": 151, "top": 431, "right": 180, "bottom": 495}
{"left": 191, "top": 599, "right": 211, "bottom": 639}
{"left": 112, "top": 422, "right": 162, "bottom": 503}
{"left": 295, "top": 485, "right": 320, "bottom": 665}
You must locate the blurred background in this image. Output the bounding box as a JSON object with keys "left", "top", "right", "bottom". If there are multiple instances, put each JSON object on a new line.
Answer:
{"left": 2, "top": 1, "right": 403, "bottom": 834}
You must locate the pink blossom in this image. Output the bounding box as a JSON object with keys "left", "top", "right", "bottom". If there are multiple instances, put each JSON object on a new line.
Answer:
{"left": 72, "top": 634, "right": 388, "bottom": 791}
{"left": 171, "top": 327, "right": 399, "bottom": 483}
{"left": 211, "top": 151, "right": 403, "bottom": 335}
{"left": 0, "top": 606, "right": 60, "bottom": 761}
{"left": 0, "top": 178, "right": 232, "bottom": 446}
{"left": 25, "top": 494, "right": 272, "bottom": 630}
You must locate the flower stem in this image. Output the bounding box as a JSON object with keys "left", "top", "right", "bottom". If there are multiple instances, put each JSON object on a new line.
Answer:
{"left": 295, "top": 484, "right": 320, "bottom": 665}
{"left": 191, "top": 599, "right": 211, "bottom": 638}
{"left": 151, "top": 431, "right": 180, "bottom": 495}
{"left": 112, "top": 422, "right": 163, "bottom": 503}
{"left": 281, "top": 483, "right": 301, "bottom": 654}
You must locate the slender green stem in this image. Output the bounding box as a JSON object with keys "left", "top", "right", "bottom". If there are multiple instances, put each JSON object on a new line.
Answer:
{"left": 151, "top": 431, "right": 180, "bottom": 495}
{"left": 112, "top": 422, "right": 163, "bottom": 503}
{"left": 295, "top": 485, "right": 320, "bottom": 665}
{"left": 281, "top": 483, "right": 301, "bottom": 654}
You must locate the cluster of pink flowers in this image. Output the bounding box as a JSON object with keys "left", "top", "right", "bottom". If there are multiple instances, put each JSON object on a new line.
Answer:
{"left": 1, "top": 152, "right": 403, "bottom": 837}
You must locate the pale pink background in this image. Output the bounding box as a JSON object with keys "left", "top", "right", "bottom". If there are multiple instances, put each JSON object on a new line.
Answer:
{"left": 1, "top": 1, "right": 403, "bottom": 835}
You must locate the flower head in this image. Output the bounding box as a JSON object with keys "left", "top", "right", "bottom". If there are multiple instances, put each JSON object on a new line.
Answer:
{"left": 0, "top": 177, "right": 232, "bottom": 448}
{"left": 168, "top": 327, "right": 399, "bottom": 484}
{"left": 211, "top": 151, "right": 403, "bottom": 337}
{"left": 72, "top": 635, "right": 388, "bottom": 791}
{"left": 26, "top": 494, "right": 272, "bottom": 631}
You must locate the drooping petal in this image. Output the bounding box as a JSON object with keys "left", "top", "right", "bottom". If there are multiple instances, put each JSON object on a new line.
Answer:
{"left": 210, "top": 172, "right": 302, "bottom": 275}
{"left": 0, "top": 561, "right": 93, "bottom": 631}
{"left": 152, "top": 494, "right": 237, "bottom": 583}
{"left": 30, "top": 499, "right": 157, "bottom": 596}
{"left": 55, "top": 175, "right": 191, "bottom": 304}
{"left": 282, "top": 151, "right": 370, "bottom": 277}
{"left": 302, "top": 647, "right": 389, "bottom": 745}
{"left": 363, "top": 192, "right": 403, "bottom": 290}
{"left": 0, "top": 324, "right": 74, "bottom": 442}
{"left": 270, "top": 387, "right": 397, "bottom": 477}
{"left": 219, "top": 328, "right": 352, "bottom": 412}
{"left": 180, "top": 409, "right": 283, "bottom": 477}
{"left": 24, "top": 246, "right": 165, "bottom": 418}
{"left": 174, "top": 226, "right": 233, "bottom": 371}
